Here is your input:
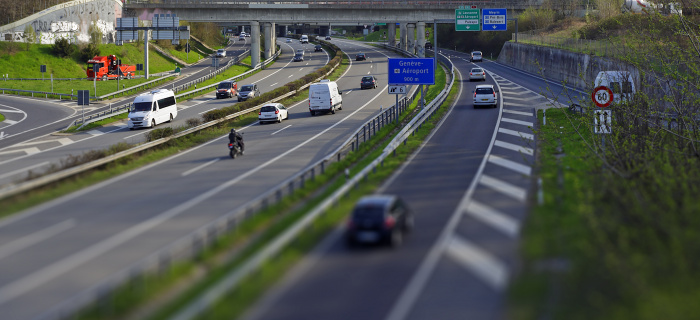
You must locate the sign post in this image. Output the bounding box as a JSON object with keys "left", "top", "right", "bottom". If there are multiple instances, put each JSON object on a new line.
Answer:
{"left": 591, "top": 85, "right": 613, "bottom": 156}
{"left": 455, "top": 7, "right": 480, "bottom": 31}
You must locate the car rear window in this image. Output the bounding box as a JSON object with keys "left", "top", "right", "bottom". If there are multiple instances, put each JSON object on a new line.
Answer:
{"left": 471, "top": 68, "right": 483, "bottom": 73}
{"left": 476, "top": 87, "right": 494, "bottom": 94}
{"left": 241, "top": 85, "right": 254, "bottom": 91}
{"left": 473, "top": 51, "right": 482, "bottom": 55}
{"left": 352, "top": 206, "right": 385, "bottom": 220}
{"left": 362, "top": 76, "right": 373, "bottom": 81}
{"left": 261, "top": 106, "right": 276, "bottom": 112}
{"left": 218, "top": 82, "right": 232, "bottom": 89}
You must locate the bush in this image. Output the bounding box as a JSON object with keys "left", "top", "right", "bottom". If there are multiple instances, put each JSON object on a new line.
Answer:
{"left": 79, "top": 43, "right": 100, "bottom": 62}
{"left": 51, "top": 38, "right": 75, "bottom": 58}
{"left": 203, "top": 109, "right": 228, "bottom": 122}
{"left": 186, "top": 118, "right": 202, "bottom": 127}
{"left": 145, "top": 127, "right": 174, "bottom": 141}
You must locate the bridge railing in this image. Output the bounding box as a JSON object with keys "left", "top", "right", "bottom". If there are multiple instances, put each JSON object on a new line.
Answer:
{"left": 126, "top": 0, "right": 541, "bottom": 7}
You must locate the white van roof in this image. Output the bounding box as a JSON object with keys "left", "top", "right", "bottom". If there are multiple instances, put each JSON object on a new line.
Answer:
{"left": 135, "top": 89, "right": 174, "bottom": 102}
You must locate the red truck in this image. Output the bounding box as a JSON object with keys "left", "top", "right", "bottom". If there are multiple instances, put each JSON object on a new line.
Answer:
{"left": 86, "top": 55, "right": 136, "bottom": 80}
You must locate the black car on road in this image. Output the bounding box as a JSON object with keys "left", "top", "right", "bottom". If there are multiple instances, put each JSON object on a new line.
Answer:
{"left": 360, "top": 75, "right": 378, "bottom": 89}
{"left": 314, "top": 45, "right": 323, "bottom": 52}
{"left": 345, "top": 195, "right": 413, "bottom": 247}
{"left": 355, "top": 53, "right": 367, "bottom": 61}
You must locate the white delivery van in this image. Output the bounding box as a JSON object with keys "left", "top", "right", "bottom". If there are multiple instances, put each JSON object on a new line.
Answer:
{"left": 127, "top": 89, "right": 178, "bottom": 130}
{"left": 300, "top": 35, "right": 309, "bottom": 44}
{"left": 309, "top": 80, "right": 343, "bottom": 116}
{"left": 594, "top": 71, "right": 636, "bottom": 104}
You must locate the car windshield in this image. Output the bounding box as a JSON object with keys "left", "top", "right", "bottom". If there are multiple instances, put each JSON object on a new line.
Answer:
{"left": 261, "top": 105, "right": 276, "bottom": 112}
{"left": 133, "top": 102, "right": 152, "bottom": 112}
{"left": 362, "top": 76, "right": 373, "bottom": 81}
{"left": 475, "top": 88, "right": 494, "bottom": 94}
{"left": 296, "top": 49, "right": 303, "bottom": 53}
{"left": 471, "top": 68, "right": 483, "bottom": 73}
{"left": 352, "top": 206, "right": 385, "bottom": 220}
{"left": 218, "top": 50, "right": 224, "bottom": 53}
{"left": 357, "top": 53, "right": 364, "bottom": 56}
{"left": 218, "top": 82, "right": 232, "bottom": 89}
{"left": 240, "top": 85, "right": 254, "bottom": 92}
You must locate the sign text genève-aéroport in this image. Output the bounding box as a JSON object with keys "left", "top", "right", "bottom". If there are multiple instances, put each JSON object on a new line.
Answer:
{"left": 388, "top": 58, "right": 435, "bottom": 85}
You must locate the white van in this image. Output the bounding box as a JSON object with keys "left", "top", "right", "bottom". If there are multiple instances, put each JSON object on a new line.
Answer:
{"left": 309, "top": 80, "right": 343, "bottom": 116}
{"left": 300, "top": 35, "right": 309, "bottom": 44}
{"left": 594, "top": 71, "right": 636, "bottom": 104}
{"left": 127, "top": 89, "right": 178, "bottom": 130}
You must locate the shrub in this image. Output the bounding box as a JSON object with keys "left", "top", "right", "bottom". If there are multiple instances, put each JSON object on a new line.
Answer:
{"left": 186, "top": 118, "right": 202, "bottom": 127}
{"left": 203, "top": 109, "right": 227, "bottom": 122}
{"left": 79, "top": 43, "right": 100, "bottom": 62}
{"left": 145, "top": 127, "right": 174, "bottom": 141}
{"left": 52, "top": 38, "right": 75, "bottom": 58}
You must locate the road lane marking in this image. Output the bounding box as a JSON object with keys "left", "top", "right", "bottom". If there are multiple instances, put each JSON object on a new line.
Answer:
{"left": 180, "top": 98, "right": 215, "bottom": 110}
{"left": 271, "top": 125, "right": 291, "bottom": 135}
{"left": 198, "top": 108, "right": 216, "bottom": 114}
{"left": 288, "top": 74, "right": 294, "bottom": 78}
{"left": 270, "top": 82, "right": 278, "bottom": 86}
{"left": 480, "top": 174, "right": 527, "bottom": 202}
{"left": 500, "top": 117, "right": 533, "bottom": 127}
{"left": 181, "top": 158, "right": 221, "bottom": 177}
{"left": 0, "top": 220, "right": 76, "bottom": 261}
{"left": 502, "top": 109, "right": 532, "bottom": 117}
{"left": 123, "top": 130, "right": 149, "bottom": 140}
{"left": 87, "top": 130, "right": 104, "bottom": 136}
{"left": 2, "top": 119, "right": 17, "bottom": 125}
{"left": 498, "top": 128, "right": 533, "bottom": 140}
{"left": 494, "top": 140, "right": 534, "bottom": 156}
{"left": 0, "top": 109, "right": 24, "bottom": 113}
{"left": 465, "top": 201, "right": 520, "bottom": 238}
{"left": 0, "top": 147, "right": 40, "bottom": 156}
{"left": 445, "top": 235, "right": 508, "bottom": 290}
{"left": 0, "top": 161, "right": 50, "bottom": 180}
{"left": 0, "top": 56, "right": 372, "bottom": 306}
{"left": 488, "top": 154, "right": 531, "bottom": 176}
{"left": 14, "top": 138, "right": 74, "bottom": 147}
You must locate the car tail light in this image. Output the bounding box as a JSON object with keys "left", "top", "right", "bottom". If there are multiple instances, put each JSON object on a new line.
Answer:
{"left": 330, "top": 98, "right": 332, "bottom": 105}
{"left": 258, "top": 111, "right": 261, "bottom": 115}
{"left": 228, "top": 143, "right": 233, "bottom": 147}
{"left": 470, "top": 73, "right": 473, "bottom": 75}
{"left": 482, "top": 72, "right": 485, "bottom": 76}
{"left": 474, "top": 92, "right": 477, "bottom": 98}
{"left": 384, "top": 216, "right": 396, "bottom": 229}
{"left": 275, "top": 109, "right": 279, "bottom": 114}
{"left": 493, "top": 92, "right": 496, "bottom": 98}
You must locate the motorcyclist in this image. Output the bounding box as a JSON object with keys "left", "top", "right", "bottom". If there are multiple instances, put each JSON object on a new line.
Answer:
{"left": 228, "top": 128, "right": 244, "bottom": 154}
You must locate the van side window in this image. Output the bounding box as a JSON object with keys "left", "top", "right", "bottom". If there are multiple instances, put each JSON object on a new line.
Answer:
{"left": 157, "top": 96, "right": 176, "bottom": 109}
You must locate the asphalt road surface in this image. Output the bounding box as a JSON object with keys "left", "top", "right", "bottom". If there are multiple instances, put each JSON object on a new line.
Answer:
{"left": 0, "top": 39, "right": 415, "bottom": 320}
{"left": 241, "top": 49, "right": 586, "bottom": 320}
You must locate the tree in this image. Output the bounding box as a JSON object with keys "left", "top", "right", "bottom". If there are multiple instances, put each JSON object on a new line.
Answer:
{"left": 23, "top": 24, "right": 36, "bottom": 51}
{"left": 51, "top": 37, "right": 75, "bottom": 57}
{"left": 79, "top": 43, "right": 100, "bottom": 62}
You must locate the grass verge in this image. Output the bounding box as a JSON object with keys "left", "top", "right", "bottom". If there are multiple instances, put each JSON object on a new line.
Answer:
{"left": 0, "top": 112, "right": 5, "bottom": 122}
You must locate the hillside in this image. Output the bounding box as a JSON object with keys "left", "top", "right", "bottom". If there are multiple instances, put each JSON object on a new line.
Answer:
{"left": 0, "top": 42, "right": 177, "bottom": 79}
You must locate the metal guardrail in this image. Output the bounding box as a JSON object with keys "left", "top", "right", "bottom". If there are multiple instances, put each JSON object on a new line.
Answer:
{"left": 169, "top": 44, "right": 455, "bottom": 320}
{"left": 27, "top": 41, "right": 406, "bottom": 320}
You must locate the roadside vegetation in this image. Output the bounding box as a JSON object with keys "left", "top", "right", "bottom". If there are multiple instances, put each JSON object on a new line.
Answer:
{"left": 0, "top": 112, "right": 5, "bottom": 122}
{"left": 509, "top": 2, "right": 700, "bottom": 320}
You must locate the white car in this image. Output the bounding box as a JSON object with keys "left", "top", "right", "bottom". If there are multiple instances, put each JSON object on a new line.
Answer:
{"left": 471, "top": 51, "right": 483, "bottom": 62}
{"left": 216, "top": 49, "right": 226, "bottom": 57}
{"left": 469, "top": 68, "right": 486, "bottom": 81}
{"left": 258, "top": 103, "right": 288, "bottom": 123}
{"left": 286, "top": 38, "right": 292, "bottom": 43}
{"left": 473, "top": 84, "right": 498, "bottom": 108}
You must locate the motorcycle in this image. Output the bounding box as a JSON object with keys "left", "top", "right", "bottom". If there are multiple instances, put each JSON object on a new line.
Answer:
{"left": 228, "top": 142, "right": 242, "bottom": 158}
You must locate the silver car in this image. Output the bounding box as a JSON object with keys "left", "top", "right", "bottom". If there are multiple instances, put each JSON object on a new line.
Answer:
{"left": 473, "top": 84, "right": 498, "bottom": 108}
{"left": 469, "top": 68, "right": 486, "bottom": 81}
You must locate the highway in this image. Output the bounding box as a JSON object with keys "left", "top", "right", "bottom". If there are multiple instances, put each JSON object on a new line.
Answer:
{"left": 0, "top": 39, "right": 255, "bottom": 187}
{"left": 240, "top": 48, "right": 586, "bottom": 320}
{"left": 0, "top": 38, "right": 414, "bottom": 320}
{"left": 0, "top": 38, "right": 250, "bottom": 151}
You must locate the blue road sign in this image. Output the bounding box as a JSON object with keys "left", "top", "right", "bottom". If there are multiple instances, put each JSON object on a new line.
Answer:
{"left": 388, "top": 58, "right": 435, "bottom": 85}
{"left": 482, "top": 8, "right": 507, "bottom": 31}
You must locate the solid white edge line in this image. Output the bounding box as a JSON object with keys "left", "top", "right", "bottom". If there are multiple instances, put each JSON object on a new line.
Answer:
{"left": 466, "top": 201, "right": 520, "bottom": 238}
{"left": 488, "top": 154, "right": 532, "bottom": 176}
{"left": 181, "top": 158, "right": 221, "bottom": 177}
{"left": 0, "top": 101, "right": 73, "bottom": 146}
{"left": 198, "top": 108, "right": 216, "bottom": 115}
{"left": 445, "top": 235, "right": 508, "bottom": 290}
{"left": 385, "top": 65, "right": 505, "bottom": 320}
{"left": 0, "top": 220, "right": 76, "bottom": 261}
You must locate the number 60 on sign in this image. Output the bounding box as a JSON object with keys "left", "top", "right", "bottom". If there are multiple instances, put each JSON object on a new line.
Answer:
{"left": 592, "top": 86, "right": 614, "bottom": 108}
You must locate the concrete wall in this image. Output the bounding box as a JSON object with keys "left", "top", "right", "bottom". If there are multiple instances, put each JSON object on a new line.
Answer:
{"left": 497, "top": 41, "right": 639, "bottom": 91}
{"left": 0, "top": 0, "right": 122, "bottom": 44}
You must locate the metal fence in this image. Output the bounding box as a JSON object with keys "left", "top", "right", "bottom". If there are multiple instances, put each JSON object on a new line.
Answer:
{"left": 30, "top": 41, "right": 436, "bottom": 320}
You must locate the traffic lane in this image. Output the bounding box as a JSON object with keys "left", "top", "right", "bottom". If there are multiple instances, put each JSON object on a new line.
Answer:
{"left": 0, "top": 41, "right": 401, "bottom": 317}
{"left": 0, "top": 40, "right": 313, "bottom": 185}
{"left": 0, "top": 95, "right": 75, "bottom": 149}
{"left": 242, "top": 60, "right": 497, "bottom": 320}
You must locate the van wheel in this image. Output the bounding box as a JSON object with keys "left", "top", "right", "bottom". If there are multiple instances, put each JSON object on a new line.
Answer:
{"left": 330, "top": 107, "right": 335, "bottom": 114}
{"left": 127, "top": 73, "right": 133, "bottom": 79}
{"left": 338, "top": 103, "right": 342, "bottom": 110}
{"left": 102, "top": 75, "right": 108, "bottom": 81}
{"left": 168, "top": 114, "right": 173, "bottom": 122}
{"left": 151, "top": 119, "right": 156, "bottom": 127}
{"left": 310, "top": 111, "right": 315, "bottom": 116}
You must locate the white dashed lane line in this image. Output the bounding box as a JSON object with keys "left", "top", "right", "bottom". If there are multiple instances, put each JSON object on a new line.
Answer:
{"left": 502, "top": 109, "right": 532, "bottom": 117}
{"left": 479, "top": 174, "right": 527, "bottom": 202}
{"left": 488, "top": 154, "right": 532, "bottom": 176}
{"left": 465, "top": 201, "right": 520, "bottom": 238}
{"left": 494, "top": 140, "right": 534, "bottom": 156}
{"left": 445, "top": 235, "right": 508, "bottom": 290}
{"left": 498, "top": 128, "right": 534, "bottom": 140}
{"left": 500, "top": 117, "right": 533, "bottom": 127}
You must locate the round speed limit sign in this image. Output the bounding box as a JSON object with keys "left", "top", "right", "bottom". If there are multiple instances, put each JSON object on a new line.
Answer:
{"left": 592, "top": 86, "right": 614, "bottom": 108}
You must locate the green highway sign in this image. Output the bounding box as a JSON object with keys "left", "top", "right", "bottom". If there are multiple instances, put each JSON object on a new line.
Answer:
{"left": 456, "top": 8, "right": 480, "bottom": 31}
{"left": 376, "top": 23, "right": 386, "bottom": 26}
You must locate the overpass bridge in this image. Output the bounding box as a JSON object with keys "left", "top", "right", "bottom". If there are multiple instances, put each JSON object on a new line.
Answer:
{"left": 124, "top": 0, "right": 544, "bottom": 66}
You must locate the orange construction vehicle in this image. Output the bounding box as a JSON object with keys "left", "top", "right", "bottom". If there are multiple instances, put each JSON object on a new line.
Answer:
{"left": 86, "top": 55, "right": 136, "bottom": 81}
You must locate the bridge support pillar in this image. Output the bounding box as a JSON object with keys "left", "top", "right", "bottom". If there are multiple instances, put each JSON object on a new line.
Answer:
{"left": 399, "top": 23, "right": 407, "bottom": 51}
{"left": 388, "top": 23, "right": 396, "bottom": 47}
{"left": 319, "top": 26, "right": 330, "bottom": 37}
{"left": 272, "top": 22, "right": 276, "bottom": 52}
{"left": 416, "top": 21, "right": 426, "bottom": 57}
{"left": 407, "top": 23, "right": 415, "bottom": 55}
{"left": 251, "top": 21, "right": 260, "bottom": 68}
{"left": 263, "top": 22, "right": 272, "bottom": 59}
